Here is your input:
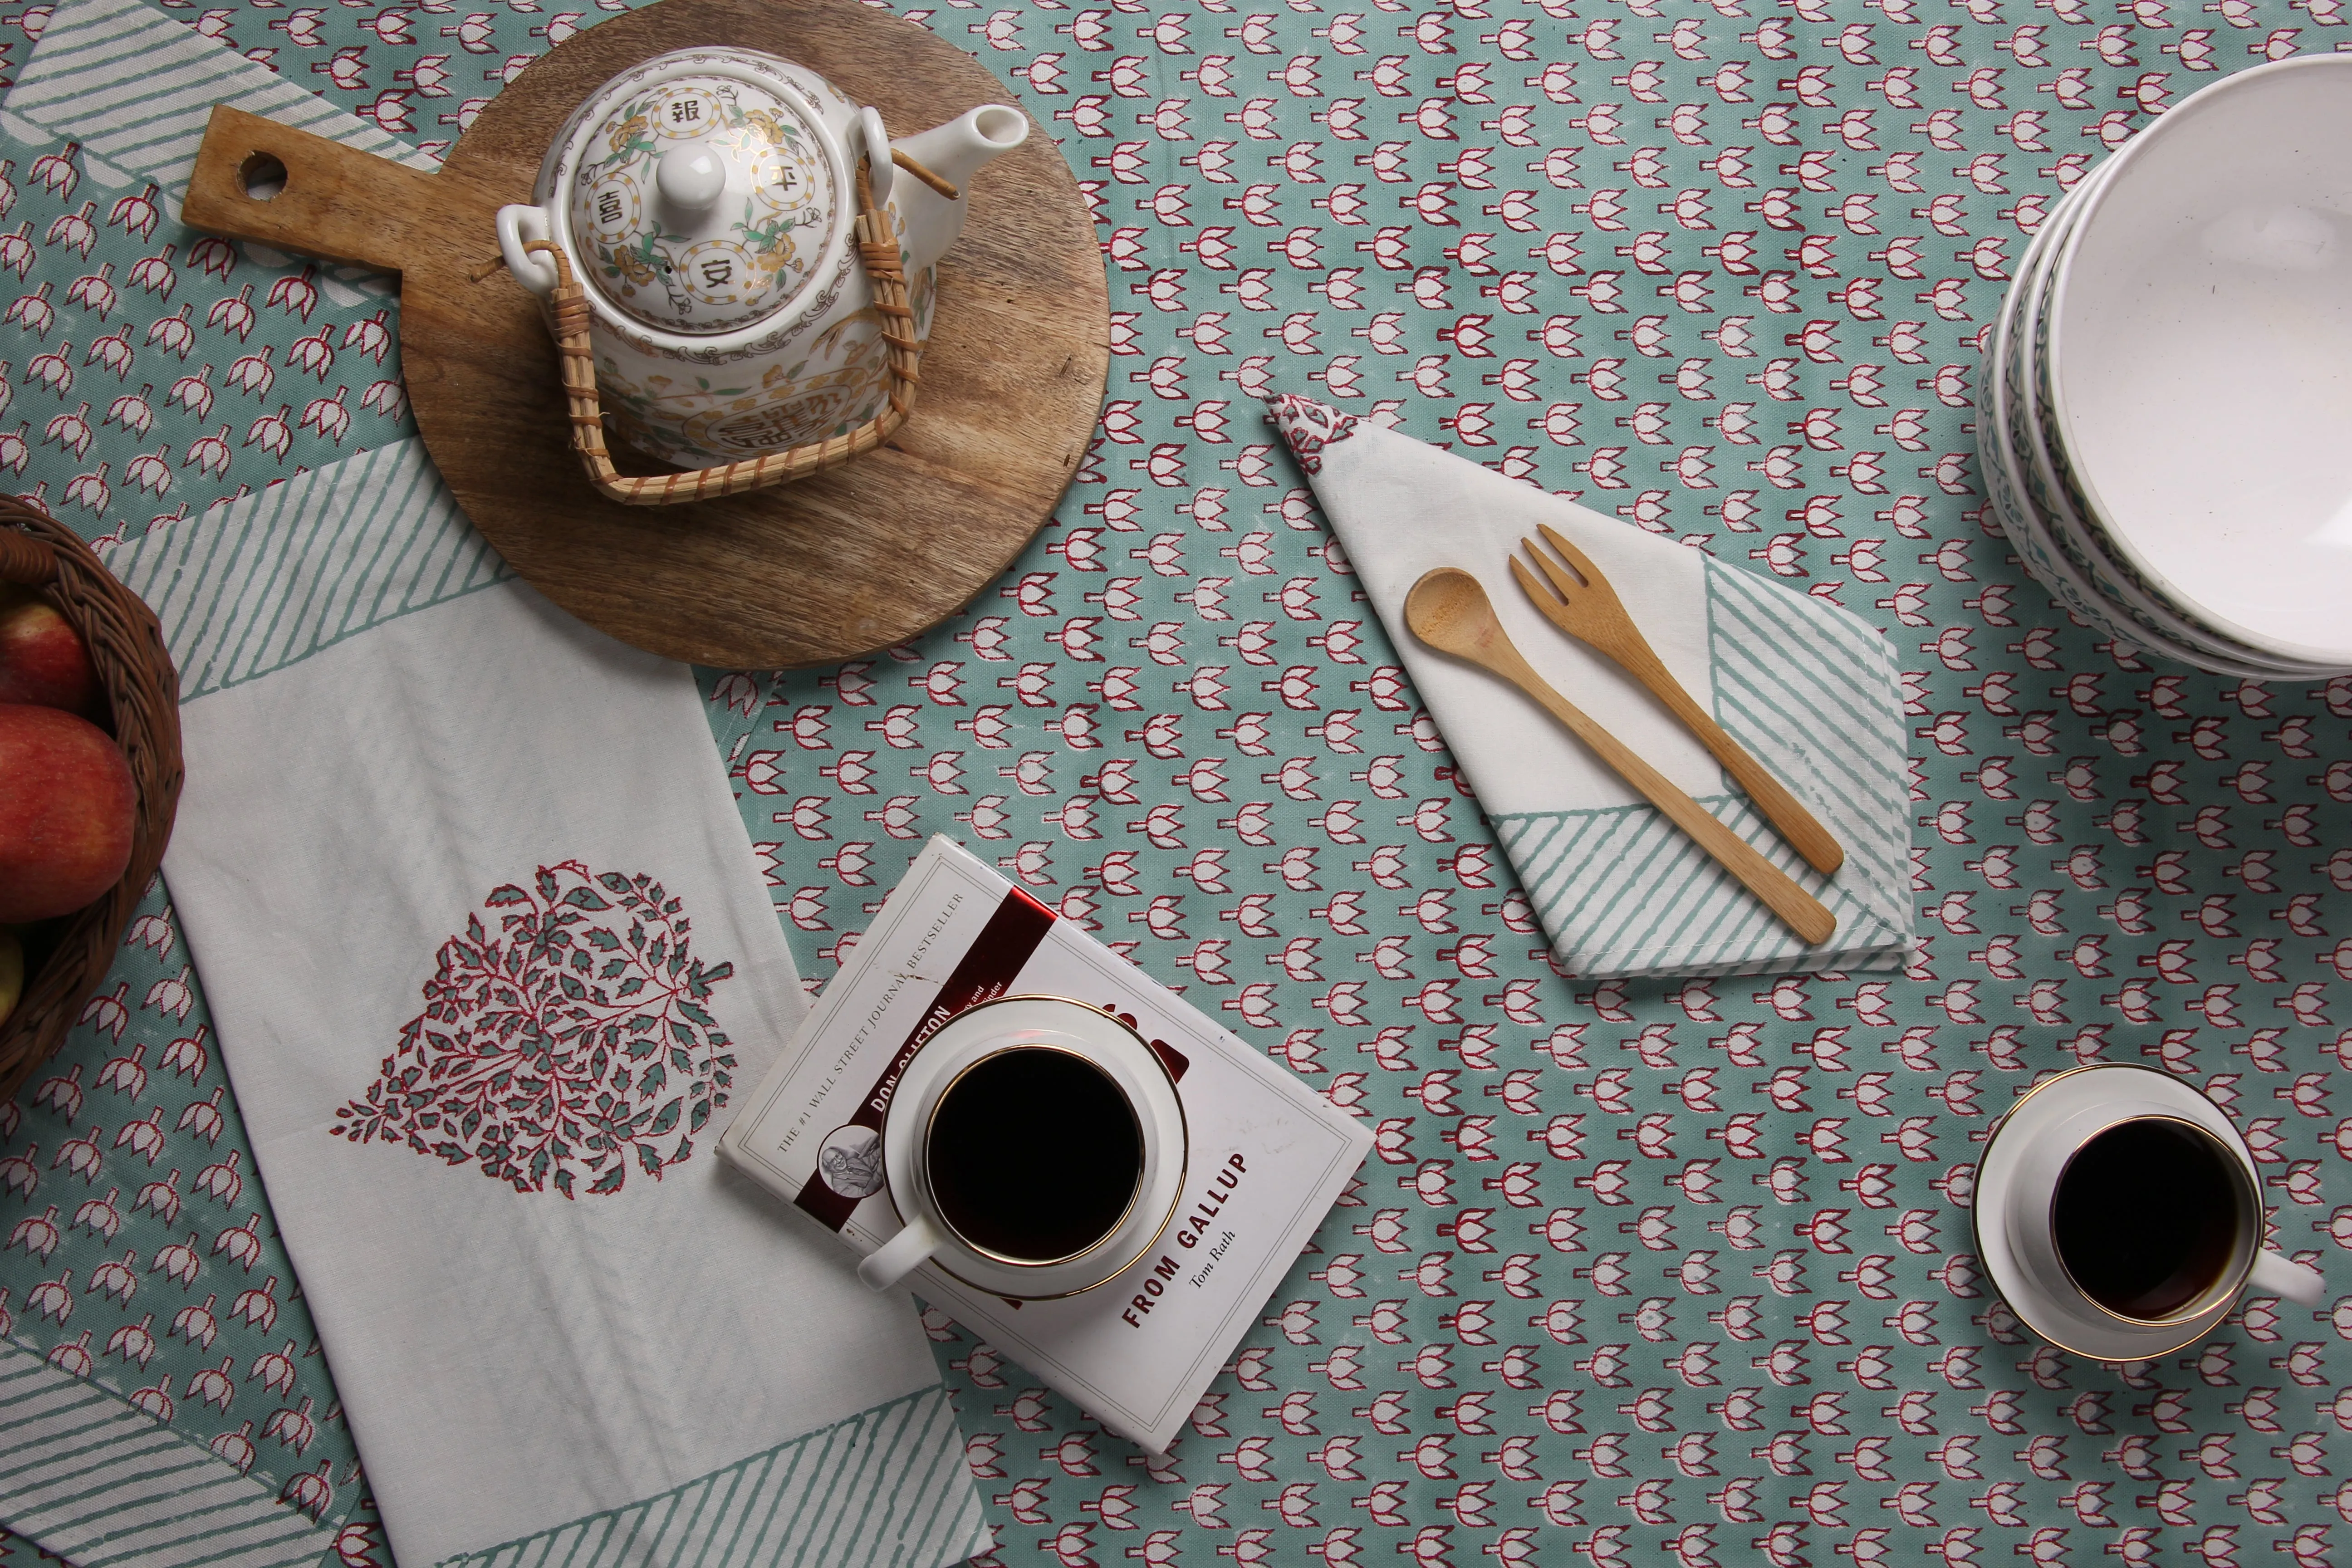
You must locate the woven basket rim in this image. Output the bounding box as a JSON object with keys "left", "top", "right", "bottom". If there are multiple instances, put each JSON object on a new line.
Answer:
{"left": 0, "top": 500, "right": 183, "bottom": 1106}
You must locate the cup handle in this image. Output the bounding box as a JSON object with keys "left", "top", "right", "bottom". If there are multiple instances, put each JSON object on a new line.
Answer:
{"left": 2249, "top": 1248, "right": 2325, "bottom": 1307}
{"left": 857, "top": 1215, "right": 941, "bottom": 1292}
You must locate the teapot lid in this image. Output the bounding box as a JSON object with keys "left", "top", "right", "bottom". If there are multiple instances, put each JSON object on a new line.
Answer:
{"left": 566, "top": 71, "right": 836, "bottom": 336}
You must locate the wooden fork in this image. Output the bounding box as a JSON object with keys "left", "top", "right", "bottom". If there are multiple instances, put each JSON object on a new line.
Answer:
{"left": 1510, "top": 523, "right": 1846, "bottom": 876}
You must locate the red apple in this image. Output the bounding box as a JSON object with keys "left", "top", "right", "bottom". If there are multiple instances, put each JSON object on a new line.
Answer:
{"left": 0, "top": 704, "right": 134, "bottom": 923}
{"left": 0, "top": 586, "right": 100, "bottom": 717}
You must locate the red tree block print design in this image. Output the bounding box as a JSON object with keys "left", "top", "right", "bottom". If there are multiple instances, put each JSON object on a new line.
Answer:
{"left": 333, "top": 862, "right": 735, "bottom": 1198}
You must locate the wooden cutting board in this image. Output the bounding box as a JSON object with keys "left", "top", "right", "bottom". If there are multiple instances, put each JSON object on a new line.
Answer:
{"left": 181, "top": 0, "right": 1107, "bottom": 669}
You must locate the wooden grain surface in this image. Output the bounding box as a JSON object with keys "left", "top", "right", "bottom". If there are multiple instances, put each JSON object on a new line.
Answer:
{"left": 182, "top": 0, "right": 1108, "bottom": 668}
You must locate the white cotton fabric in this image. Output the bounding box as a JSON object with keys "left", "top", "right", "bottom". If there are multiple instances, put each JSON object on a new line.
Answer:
{"left": 113, "top": 455, "right": 968, "bottom": 1568}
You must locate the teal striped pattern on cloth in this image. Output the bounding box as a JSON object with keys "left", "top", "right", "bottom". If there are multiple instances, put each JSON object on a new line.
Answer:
{"left": 1494, "top": 556, "right": 1912, "bottom": 979}
{"left": 105, "top": 438, "right": 514, "bottom": 702}
{"left": 439, "top": 1387, "right": 991, "bottom": 1568}
{"left": 0, "top": 0, "right": 436, "bottom": 196}
{"left": 0, "top": 1336, "right": 344, "bottom": 1568}
{"left": 1704, "top": 554, "right": 1913, "bottom": 934}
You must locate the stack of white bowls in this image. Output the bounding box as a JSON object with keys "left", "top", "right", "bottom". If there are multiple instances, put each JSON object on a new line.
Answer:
{"left": 1977, "top": 56, "right": 2352, "bottom": 681}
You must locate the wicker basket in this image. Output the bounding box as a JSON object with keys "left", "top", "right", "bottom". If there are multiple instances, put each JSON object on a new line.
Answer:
{"left": 0, "top": 498, "right": 182, "bottom": 1106}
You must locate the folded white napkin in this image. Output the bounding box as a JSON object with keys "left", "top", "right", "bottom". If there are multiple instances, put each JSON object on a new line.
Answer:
{"left": 1269, "top": 394, "right": 1912, "bottom": 980}
{"left": 107, "top": 441, "right": 989, "bottom": 1568}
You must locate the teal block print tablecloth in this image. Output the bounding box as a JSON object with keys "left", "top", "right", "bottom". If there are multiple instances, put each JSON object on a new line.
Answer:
{"left": 3, "top": 0, "right": 2350, "bottom": 1563}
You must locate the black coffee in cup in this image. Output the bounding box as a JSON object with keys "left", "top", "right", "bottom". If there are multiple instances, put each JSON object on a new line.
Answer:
{"left": 927, "top": 1047, "right": 1144, "bottom": 1264}
{"left": 2052, "top": 1118, "right": 2244, "bottom": 1319}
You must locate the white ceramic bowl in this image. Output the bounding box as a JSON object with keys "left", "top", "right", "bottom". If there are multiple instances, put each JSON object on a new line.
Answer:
{"left": 1978, "top": 172, "right": 2306, "bottom": 680}
{"left": 2012, "top": 159, "right": 2348, "bottom": 678}
{"left": 2043, "top": 56, "right": 2352, "bottom": 667}
{"left": 1978, "top": 180, "right": 2157, "bottom": 660}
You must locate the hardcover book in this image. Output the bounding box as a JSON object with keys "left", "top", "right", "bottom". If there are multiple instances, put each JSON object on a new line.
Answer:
{"left": 719, "top": 835, "right": 1374, "bottom": 1450}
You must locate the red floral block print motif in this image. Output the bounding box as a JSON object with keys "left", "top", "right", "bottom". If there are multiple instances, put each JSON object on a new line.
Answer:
{"left": 333, "top": 862, "right": 735, "bottom": 1198}
{"left": 1266, "top": 392, "right": 1361, "bottom": 476}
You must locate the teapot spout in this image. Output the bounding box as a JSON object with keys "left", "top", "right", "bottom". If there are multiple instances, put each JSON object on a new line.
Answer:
{"left": 897, "top": 104, "right": 1029, "bottom": 203}
{"left": 890, "top": 105, "right": 1029, "bottom": 274}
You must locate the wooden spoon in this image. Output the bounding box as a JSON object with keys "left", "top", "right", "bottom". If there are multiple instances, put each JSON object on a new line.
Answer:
{"left": 1404, "top": 568, "right": 1837, "bottom": 947}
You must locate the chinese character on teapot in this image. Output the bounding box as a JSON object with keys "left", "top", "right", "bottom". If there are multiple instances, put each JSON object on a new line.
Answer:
{"left": 495, "top": 48, "right": 1026, "bottom": 501}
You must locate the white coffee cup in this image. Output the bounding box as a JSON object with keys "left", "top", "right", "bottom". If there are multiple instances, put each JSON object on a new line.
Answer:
{"left": 854, "top": 995, "right": 1187, "bottom": 1300}
{"left": 1977, "top": 1064, "right": 2323, "bottom": 1361}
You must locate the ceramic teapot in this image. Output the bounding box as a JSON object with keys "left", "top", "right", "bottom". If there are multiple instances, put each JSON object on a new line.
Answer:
{"left": 494, "top": 47, "right": 1027, "bottom": 503}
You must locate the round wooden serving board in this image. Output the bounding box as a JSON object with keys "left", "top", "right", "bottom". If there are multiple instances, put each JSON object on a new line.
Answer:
{"left": 182, "top": 0, "right": 1108, "bottom": 668}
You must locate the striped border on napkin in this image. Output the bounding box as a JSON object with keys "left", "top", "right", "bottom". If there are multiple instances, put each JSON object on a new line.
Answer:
{"left": 104, "top": 440, "right": 511, "bottom": 701}
{"left": 3, "top": 0, "right": 436, "bottom": 203}
{"left": 439, "top": 1387, "right": 985, "bottom": 1568}
{"left": 1492, "top": 555, "right": 1912, "bottom": 977}
{"left": 0, "top": 1336, "right": 340, "bottom": 1568}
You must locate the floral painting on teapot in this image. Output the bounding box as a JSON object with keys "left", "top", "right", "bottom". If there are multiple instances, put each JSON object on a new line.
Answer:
{"left": 590, "top": 255, "right": 936, "bottom": 467}
{"left": 569, "top": 79, "right": 833, "bottom": 338}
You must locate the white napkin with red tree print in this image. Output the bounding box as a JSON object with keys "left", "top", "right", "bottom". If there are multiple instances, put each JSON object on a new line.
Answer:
{"left": 105, "top": 440, "right": 990, "bottom": 1568}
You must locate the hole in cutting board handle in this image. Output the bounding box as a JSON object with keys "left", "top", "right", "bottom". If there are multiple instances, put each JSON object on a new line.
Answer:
{"left": 238, "top": 151, "right": 287, "bottom": 202}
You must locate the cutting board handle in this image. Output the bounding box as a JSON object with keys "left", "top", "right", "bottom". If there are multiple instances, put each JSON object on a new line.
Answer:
{"left": 183, "top": 104, "right": 489, "bottom": 276}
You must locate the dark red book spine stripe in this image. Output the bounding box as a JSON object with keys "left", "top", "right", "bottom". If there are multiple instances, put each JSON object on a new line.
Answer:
{"left": 795, "top": 886, "right": 1057, "bottom": 1232}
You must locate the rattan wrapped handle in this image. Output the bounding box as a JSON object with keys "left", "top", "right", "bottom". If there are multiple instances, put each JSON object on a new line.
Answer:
{"left": 532, "top": 152, "right": 946, "bottom": 507}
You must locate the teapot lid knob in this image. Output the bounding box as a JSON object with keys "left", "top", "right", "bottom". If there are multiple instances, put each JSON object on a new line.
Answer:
{"left": 656, "top": 146, "right": 727, "bottom": 215}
